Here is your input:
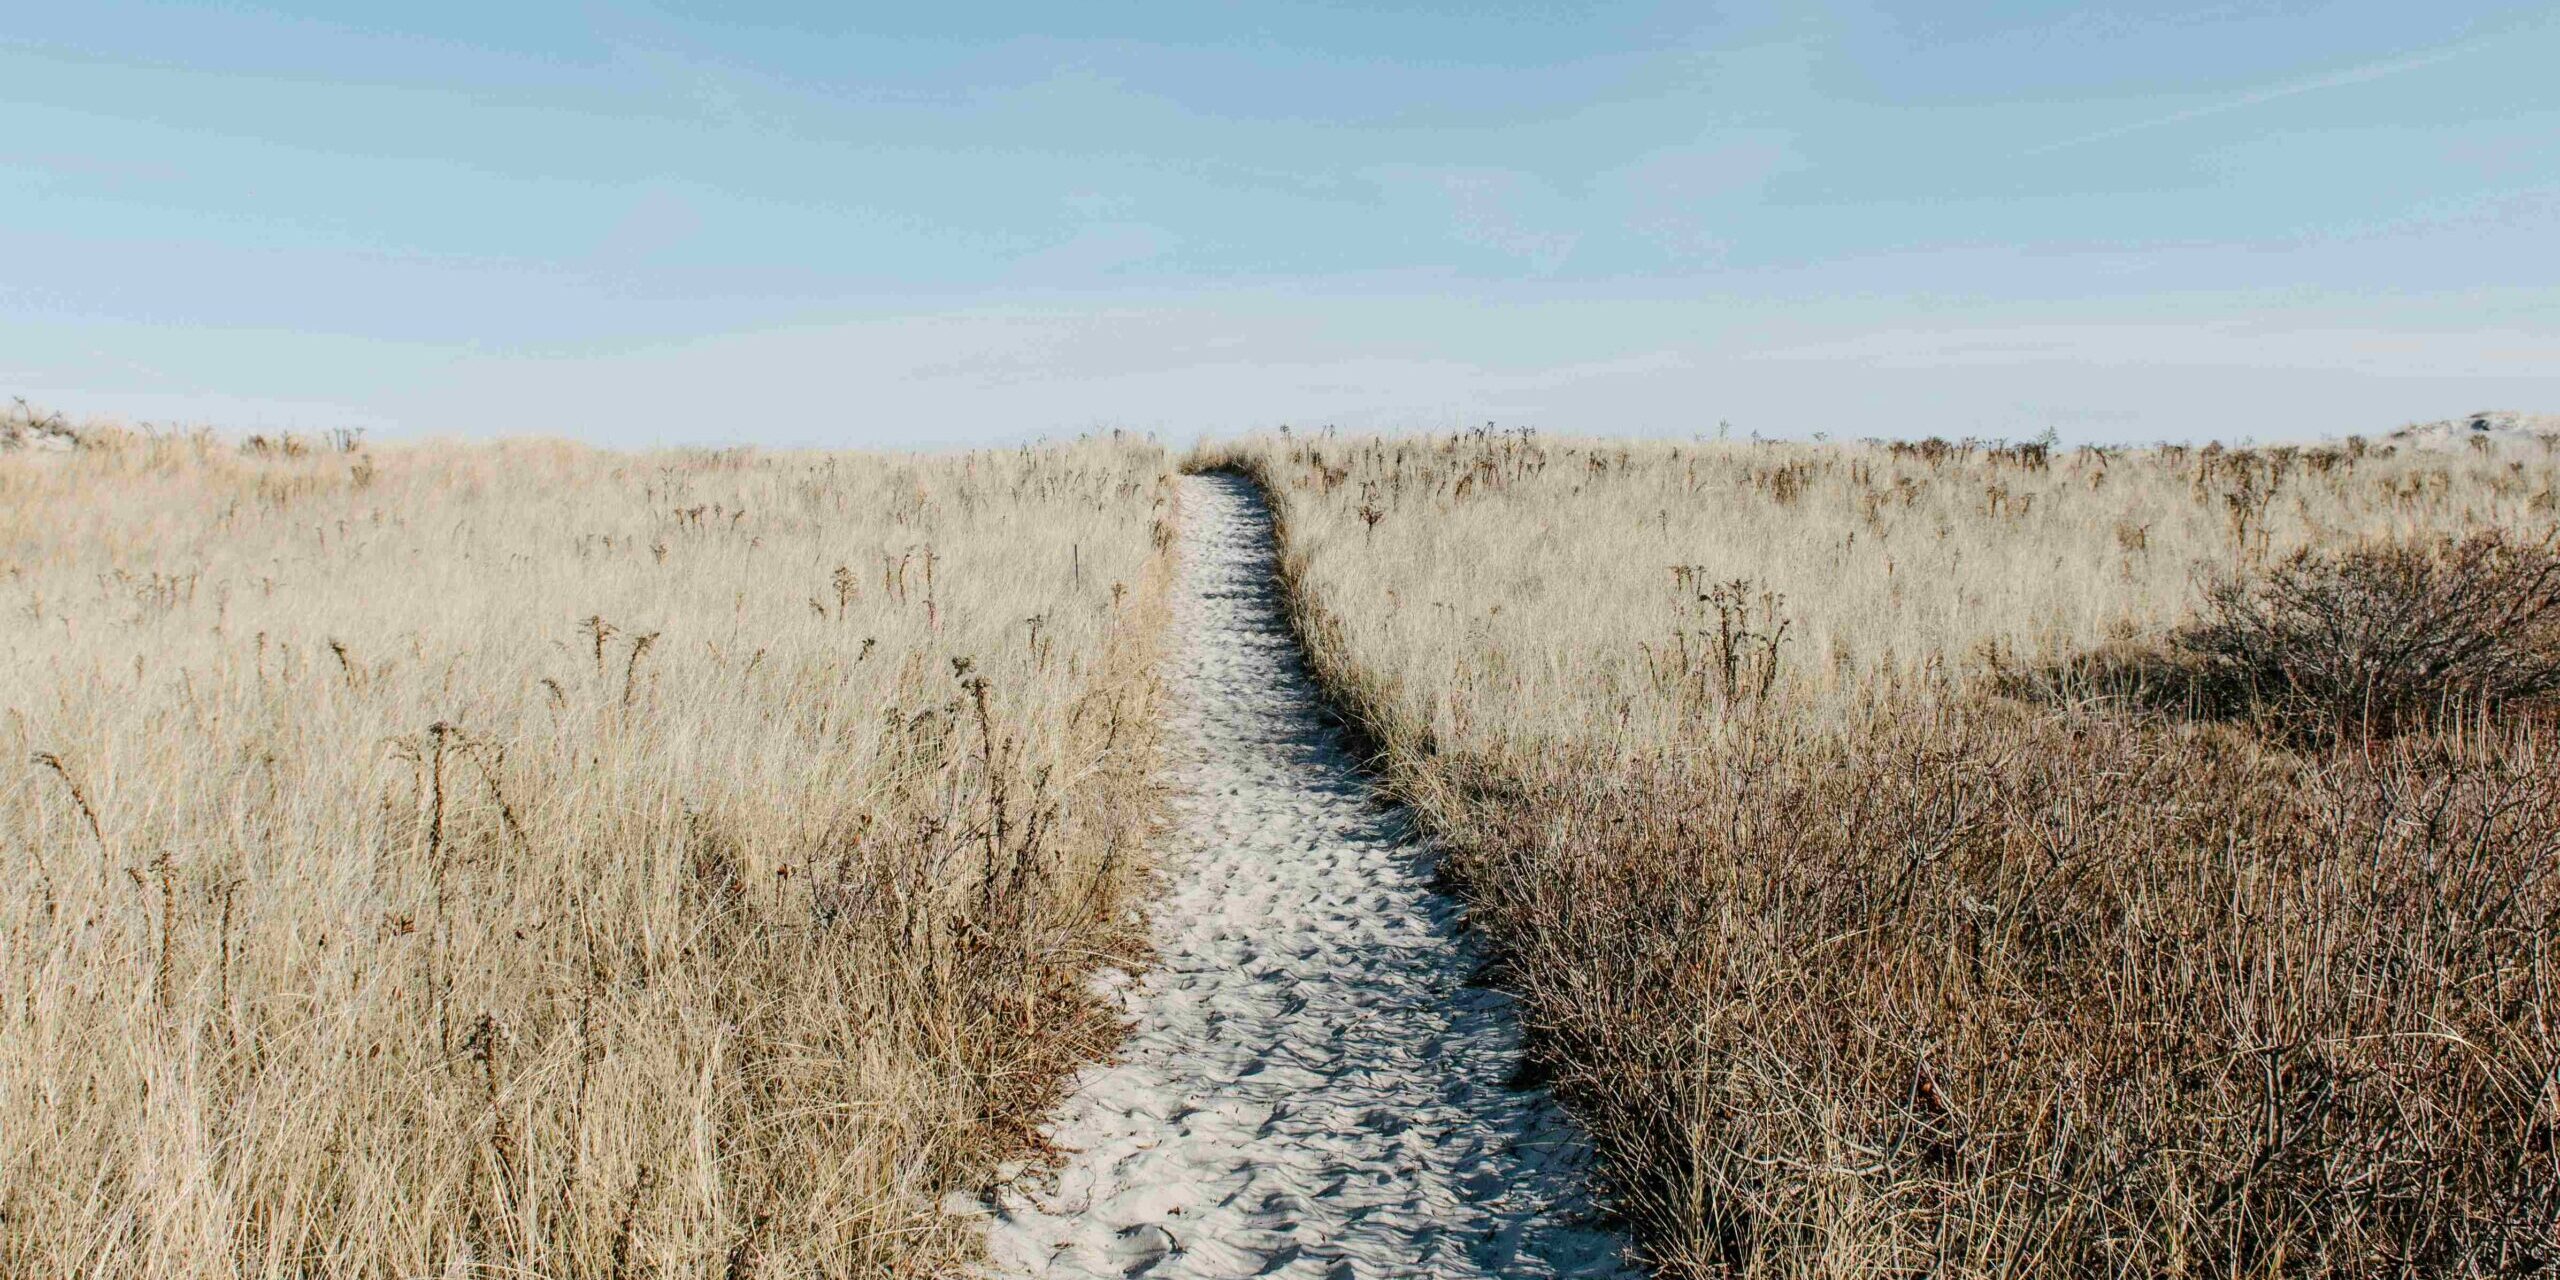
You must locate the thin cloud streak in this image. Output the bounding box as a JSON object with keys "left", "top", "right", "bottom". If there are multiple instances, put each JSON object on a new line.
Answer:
{"left": 2023, "top": 41, "right": 2482, "bottom": 157}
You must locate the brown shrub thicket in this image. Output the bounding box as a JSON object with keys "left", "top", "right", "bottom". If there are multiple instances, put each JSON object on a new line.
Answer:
{"left": 1426, "top": 715, "right": 2559, "bottom": 1277}
{"left": 2177, "top": 531, "right": 2560, "bottom": 738}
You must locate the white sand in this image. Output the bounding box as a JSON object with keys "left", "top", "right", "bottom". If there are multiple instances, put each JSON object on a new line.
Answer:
{"left": 0, "top": 416, "right": 77, "bottom": 453}
{"left": 980, "top": 473, "right": 1634, "bottom": 1278}
{"left": 2385, "top": 409, "right": 2560, "bottom": 454}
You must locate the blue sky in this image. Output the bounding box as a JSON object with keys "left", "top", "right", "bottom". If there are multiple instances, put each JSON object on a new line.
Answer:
{"left": 5, "top": 1, "right": 2556, "bottom": 446}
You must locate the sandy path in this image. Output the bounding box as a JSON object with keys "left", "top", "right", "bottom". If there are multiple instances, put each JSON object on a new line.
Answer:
{"left": 981, "top": 474, "right": 1633, "bottom": 1279}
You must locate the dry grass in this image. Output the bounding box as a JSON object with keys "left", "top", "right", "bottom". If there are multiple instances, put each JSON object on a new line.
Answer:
{"left": 1208, "top": 430, "right": 2560, "bottom": 1277}
{"left": 0, "top": 428, "right": 1174, "bottom": 1277}
{"left": 1209, "top": 430, "right": 2560, "bottom": 749}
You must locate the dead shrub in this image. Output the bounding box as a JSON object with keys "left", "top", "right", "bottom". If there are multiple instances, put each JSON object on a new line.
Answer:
{"left": 2177, "top": 531, "right": 2560, "bottom": 738}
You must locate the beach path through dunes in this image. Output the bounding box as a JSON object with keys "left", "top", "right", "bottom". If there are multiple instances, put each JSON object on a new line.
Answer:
{"left": 980, "top": 472, "right": 1634, "bottom": 1280}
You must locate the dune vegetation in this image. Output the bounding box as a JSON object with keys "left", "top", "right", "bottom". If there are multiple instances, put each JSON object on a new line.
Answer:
{"left": 10, "top": 410, "right": 2557, "bottom": 1279}
{"left": 1210, "top": 428, "right": 2560, "bottom": 1278}
{"left": 0, "top": 428, "right": 1174, "bottom": 1277}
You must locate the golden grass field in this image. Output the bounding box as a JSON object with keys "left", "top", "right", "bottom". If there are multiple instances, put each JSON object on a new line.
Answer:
{"left": 0, "top": 428, "right": 1173, "bottom": 1277}
{"left": 1211, "top": 429, "right": 2560, "bottom": 1277}
{"left": 7, "top": 409, "right": 2560, "bottom": 1278}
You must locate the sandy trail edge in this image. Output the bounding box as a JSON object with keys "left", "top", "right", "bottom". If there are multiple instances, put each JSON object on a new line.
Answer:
{"left": 979, "top": 474, "right": 1634, "bottom": 1279}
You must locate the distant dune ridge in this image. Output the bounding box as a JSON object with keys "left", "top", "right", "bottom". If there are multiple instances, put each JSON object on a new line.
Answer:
{"left": 2387, "top": 408, "right": 2560, "bottom": 453}
{"left": 9, "top": 393, "right": 2555, "bottom": 454}
{"left": 0, "top": 400, "right": 78, "bottom": 452}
